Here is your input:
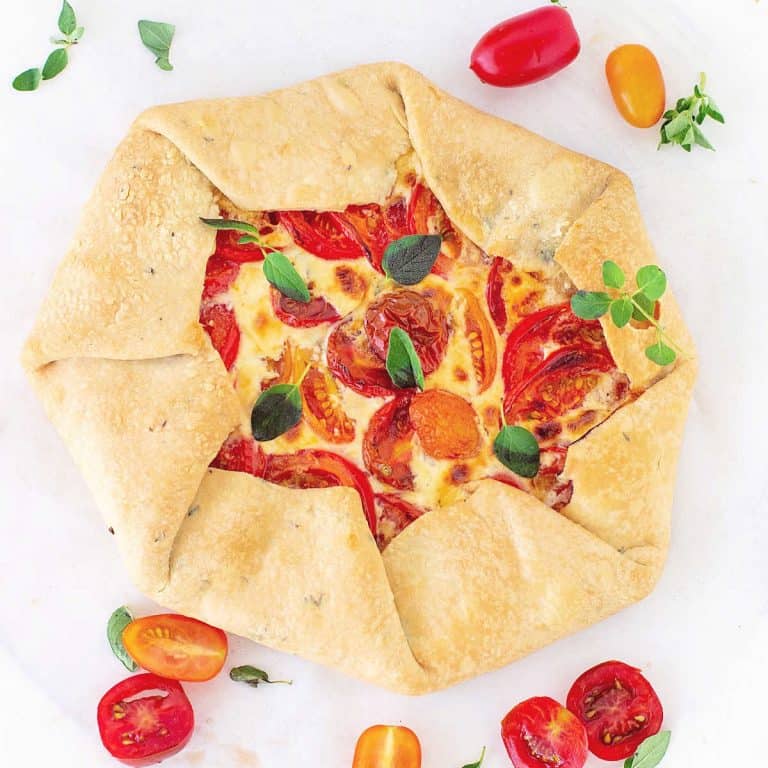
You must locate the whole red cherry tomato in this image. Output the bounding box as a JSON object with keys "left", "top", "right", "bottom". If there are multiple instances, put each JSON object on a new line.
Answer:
{"left": 605, "top": 44, "right": 666, "bottom": 128}
{"left": 470, "top": 6, "right": 580, "bottom": 87}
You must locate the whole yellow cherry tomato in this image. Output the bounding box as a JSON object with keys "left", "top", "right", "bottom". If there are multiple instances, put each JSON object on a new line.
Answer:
{"left": 605, "top": 44, "right": 666, "bottom": 128}
{"left": 352, "top": 725, "right": 421, "bottom": 768}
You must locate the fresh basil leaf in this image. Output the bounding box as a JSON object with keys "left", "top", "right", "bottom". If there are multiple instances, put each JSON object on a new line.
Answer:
{"left": 42, "top": 48, "right": 68, "bottom": 80}
{"left": 12, "top": 68, "right": 41, "bottom": 91}
{"left": 570, "top": 290, "right": 612, "bottom": 320}
{"left": 602, "top": 260, "right": 625, "bottom": 289}
{"left": 58, "top": 0, "right": 77, "bottom": 35}
{"left": 631, "top": 291, "right": 655, "bottom": 322}
{"left": 636, "top": 265, "right": 667, "bottom": 301}
{"left": 493, "top": 426, "right": 540, "bottom": 478}
{"left": 386, "top": 328, "right": 425, "bottom": 390}
{"left": 230, "top": 665, "right": 292, "bottom": 687}
{"left": 610, "top": 297, "right": 633, "bottom": 328}
{"left": 382, "top": 234, "right": 442, "bottom": 285}
{"left": 138, "top": 20, "right": 175, "bottom": 71}
{"left": 251, "top": 383, "right": 302, "bottom": 441}
{"left": 625, "top": 730, "right": 671, "bottom": 768}
{"left": 107, "top": 606, "right": 138, "bottom": 672}
{"left": 263, "top": 251, "right": 310, "bottom": 303}
{"left": 646, "top": 341, "right": 676, "bottom": 366}
{"left": 461, "top": 746, "right": 486, "bottom": 768}
{"left": 199, "top": 217, "right": 261, "bottom": 236}
{"left": 692, "top": 124, "right": 714, "bottom": 150}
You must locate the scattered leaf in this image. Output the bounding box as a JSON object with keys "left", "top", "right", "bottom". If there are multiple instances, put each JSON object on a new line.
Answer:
{"left": 385, "top": 327, "right": 425, "bottom": 390}
{"left": 493, "top": 426, "right": 540, "bottom": 478}
{"left": 12, "top": 68, "right": 41, "bottom": 91}
{"left": 230, "top": 665, "right": 292, "bottom": 687}
{"left": 461, "top": 746, "right": 486, "bottom": 768}
{"left": 570, "top": 290, "right": 612, "bottom": 319}
{"left": 263, "top": 251, "right": 310, "bottom": 303}
{"left": 138, "top": 19, "right": 176, "bottom": 71}
{"left": 58, "top": 1, "right": 77, "bottom": 36}
{"left": 107, "top": 606, "right": 138, "bottom": 672}
{"left": 624, "top": 730, "right": 671, "bottom": 768}
{"left": 42, "top": 48, "right": 68, "bottom": 80}
{"left": 636, "top": 265, "right": 667, "bottom": 301}
{"left": 251, "top": 383, "right": 302, "bottom": 441}
{"left": 610, "top": 297, "right": 633, "bottom": 328}
{"left": 382, "top": 234, "right": 442, "bottom": 285}
{"left": 602, "top": 260, "right": 625, "bottom": 289}
{"left": 645, "top": 340, "right": 676, "bottom": 366}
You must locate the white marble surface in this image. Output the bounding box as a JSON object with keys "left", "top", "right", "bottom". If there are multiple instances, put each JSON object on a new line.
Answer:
{"left": 1, "top": 0, "right": 766, "bottom": 766}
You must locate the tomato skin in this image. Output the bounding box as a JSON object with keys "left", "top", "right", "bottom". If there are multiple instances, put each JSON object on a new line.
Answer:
{"left": 202, "top": 256, "right": 241, "bottom": 302}
{"left": 461, "top": 290, "right": 497, "bottom": 393}
{"left": 199, "top": 303, "right": 240, "bottom": 370}
{"left": 407, "top": 183, "right": 461, "bottom": 276}
{"left": 212, "top": 228, "right": 268, "bottom": 263}
{"left": 363, "top": 396, "right": 415, "bottom": 490}
{"left": 470, "top": 7, "right": 581, "bottom": 87}
{"left": 606, "top": 44, "right": 666, "bottom": 128}
{"left": 345, "top": 199, "right": 410, "bottom": 272}
{"left": 409, "top": 390, "right": 481, "bottom": 460}
{"left": 122, "top": 614, "right": 228, "bottom": 682}
{"left": 279, "top": 210, "right": 366, "bottom": 260}
{"left": 211, "top": 435, "right": 266, "bottom": 477}
{"left": 566, "top": 660, "right": 663, "bottom": 760}
{"left": 486, "top": 256, "right": 512, "bottom": 335}
{"left": 97, "top": 673, "right": 194, "bottom": 765}
{"left": 374, "top": 493, "right": 426, "bottom": 550}
{"left": 270, "top": 287, "right": 341, "bottom": 328}
{"left": 501, "top": 696, "right": 588, "bottom": 768}
{"left": 352, "top": 724, "right": 422, "bottom": 768}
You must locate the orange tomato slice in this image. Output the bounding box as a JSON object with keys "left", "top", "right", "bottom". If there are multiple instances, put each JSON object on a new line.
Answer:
{"left": 461, "top": 289, "right": 497, "bottom": 393}
{"left": 409, "top": 390, "right": 481, "bottom": 460}
{"left": 352, "top": 725, "right": 422, "bottom": 768}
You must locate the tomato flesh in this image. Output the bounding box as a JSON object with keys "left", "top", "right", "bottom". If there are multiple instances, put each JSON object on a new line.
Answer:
{"left": 345, "top": 199, "right": 410, "bottom": 272}
{"left": 461, "top": 289, "right": 497, "bottom": 393}
{"left": 374, "top": 494, "right": 427, "bottom": 550}
{"left": 409, "top": 390, "right": 480, "bottom": 460}
{"left": 407, "top": 183, "right": 460, "bottom": 275}
{"left": 566, "top": 660, "right": 664, "bottom": 760}
{"left": 211, "top": 435, "right": 266, "bottom": 476}
{"left": 352, "top": 724, "right": 422, "bottom": 768}
{"left": 122, "top": 614, "right": 228, "bottom": 682}
{"left": 279, "top": 210, "right": 366, "bottom": 260}
{"left": 363, "top": 396, "right": 415, "bottom": 490}
{"left": 200, "top": 303, "right": 240, "bottom": 370}
{"left": 212, "top": 228, "right": 269, "bottom": 263}
{"left": 270, "top": 287, "right": 341, "bottom": 328}
{"left": 501, "top": 696, "right": 588, "bottom": 768}
{"left": 97, "top": 673, "right": 194, "bottom": 765}
{"left": 301, "top": 364, "right": 356, "bottom": 443}
{"left": 606, "top": 45, "right": 666, "bottom": 128}
{"left": 202, "top": 256, "right": 241, "bottom": 302}
{"left": 470, "top": 6, "right": 580, "bottom": 87}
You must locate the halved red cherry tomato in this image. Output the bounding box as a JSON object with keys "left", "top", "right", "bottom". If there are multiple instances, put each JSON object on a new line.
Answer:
{"left": 470, "top": 6, "right": 581, "bottom": 87}
{"left": 202, "top": 256, "right": 241, "bottom": 302}
{"left": 566, "top": 660, "right": 663, "bottom": 761}
{"left": 300, "top": 363, "right": 356, "bottom": 443}
{"left": 407, "top": 183, "right": 461, "bottom": 276}
{"left": 461, "top": 290, "right": 497, "bottom": 393}
{"left": 363, "top": 396, "right": 415, "bottom": 490}
{"left": 211, "top": 435, "right": 266, "bottom": 476}
{"left": 212, "top": 228, "right": 269, "bottom": 263}
{"left": 199, "top": 303, "right": 240, "bottom": 370}
{"left": 374, "top": 494, "right": 427, "bottom": 550}
{"left": 263, "top": 448, "right": 376, "bottom": 534}
{"left": 345, "top": 199, "right": 410, "bottom": 272}
{"left": 352, "top": 724, "right": 422, "bottom": 768}
{"left": 270, "top": 287, "right": 341, "bottom": 328}
{"left": 605, "top": 45, "right": 666, "bottom": 128}
{"left": 97, "top": 673, "right": 194, "bottom": 765}
{"left": 409, "top": 390, "right": 481, "bottom": 460}
{"left": 501, "top": 696, "right": 588, "bottom": 768}
{"left": 279, "top": 210, "right": 366, "bottom": 260}
{"left": 122, "top": 614, "right": 228, "bottom": 682}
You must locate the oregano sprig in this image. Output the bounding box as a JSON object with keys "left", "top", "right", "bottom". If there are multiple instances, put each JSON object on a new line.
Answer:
{"left": 230, "top": 665, "right": 292, "bottom": 687}
{"left": 659, "top": 73, "right": 724, "bottom": 152}
{"left": 570, "top": 261, "right": 685, "bottom": 367}
{"left": 138, "top": 20, "right": 176, "bottom": 71}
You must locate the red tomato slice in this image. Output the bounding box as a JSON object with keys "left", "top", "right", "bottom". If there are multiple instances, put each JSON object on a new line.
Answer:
{"left": 122, "top": 614, "right": 228, "bottom": 682}
{"left": 263, "top": 448, "right": 376, "bottom": 535}
{"left": 409, "top": 390, "right": 481, "bottom": 460}
{"left": 352, "top": 725, "right": 422, "bottom": 768}
{"left": 199, "top": 303, "right": 240, "bottom": 370}
{"left": 363, "top": 396, "right": 415, "bottom": 491}
{"left": 374, "top": 493, "right": 427, "bottom": 550}
{"left": 270, "top": 287, "right": 341, "bottom": 328}
{"left": 501, "top": 696, "right": 588, "bottom": 768}
{"left": 566, "top": 660, "right": 664, "bottom": 761}
{"left": 211, "top": 435, "right": 266, "bottom": 477}
{"left": 202, "top": 256, "right": 241, "bottom": 302}
{"left": 212, "top": 228, "right": 269, "bottom": 263}
{"left": 345, "top": 198, "right": 410, "bottom": 273}
{"left": 486, "top": 256, "right": 512, "bottom": 334}
{"left": 300, "top": 364, "right": 356, "bottom": 443}
{"left": 97, "top": 673, "right": 194, "bottom": 765}
{"left": 279, "top": 210, "right": 367, "bottom": 260}
{"left": 461, "top": 289, "right": 497, "bottom": 393}
{"left": 407, "top": 183, "right": 460, "bottom": 276}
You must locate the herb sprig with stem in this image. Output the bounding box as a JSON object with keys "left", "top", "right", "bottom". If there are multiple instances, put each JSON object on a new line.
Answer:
{"left": 659, "top": 73, "right": 724, "bottom": 152}
{"left": 230, "top": 665, "right": 292, "bottom": 688}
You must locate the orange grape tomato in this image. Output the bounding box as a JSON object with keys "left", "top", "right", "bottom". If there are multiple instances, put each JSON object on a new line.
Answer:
{"left": 352, "top": 725, "right": 422, "bottom": 768}
{"left": 605, "top": 44, "right": 666, "bottom": 128}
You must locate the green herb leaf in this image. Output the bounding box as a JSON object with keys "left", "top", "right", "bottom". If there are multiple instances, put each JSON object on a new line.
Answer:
{"left": 631, "top": 291, "right": 655, "bottom": 322}
{"left": 386, "top": 328, "right": 425, "bottom": 390}
{"left": 692, "top": 123, "right": 714, "bottom": 150}
{"left": 493, "top": 426, "right": 540, "bottom": 478}
{"left": 263, "top": 251, "right": 310, "bottom": 303}
{"left": 138, "top": 20, "right": 175, "bottom": 71}
{"left": 230, "top": 665, "right": 292, "bottom": 687}
{"left": 636, "top": 265, "right": 667, "bottom": 301}
{"left": 461, "top": 746, "right": 486, "bottom": 768}
{"left": 645, "top": 340, "right": 676, "bottom": 366}
{"left": 624, "top": 730, "right": 671, "bottom": 768}
{"left": 199, "top": 217, "right": 260, "bottom": 236}
{"left": 659, "top": 74, "right": 723, "bottom": 152}
{"left": 42, "top": 48, "right": 68, "bottom": 80}
{"left": 610, "top": 297, "right": 633, "bottom": 328}
{"left": 107, "top": 606, "right": 138, "bottom": 672}
{"left": 58, "top": 1, "right": 77, "bottom": 35}
{"left": 602, "top": 260, "right": 625, "bottom": 289}
{"left": 382, "top": 234, "right": 442, "bottom": 285}
{"left": 570, "top": 290, "right": 612, "bottom": 320}
{"left": 72, "top": 25, "right": 85, "bottom": 41}
{"left": 251, "top": 383, "right": 302, "bottom": 441}
{"left": 12, "top": 68, "right": 41, "bottom": 91}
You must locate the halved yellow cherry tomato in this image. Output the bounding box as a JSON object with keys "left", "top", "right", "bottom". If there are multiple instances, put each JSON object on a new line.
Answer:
{"left": 352, "top": 725, "right": 421, "bottom": 768}
{"left": 605, "top": 44, "right": 665, "bottom": 128}
{"left": 122, "top": 614, "right": 228, "bottom": 682}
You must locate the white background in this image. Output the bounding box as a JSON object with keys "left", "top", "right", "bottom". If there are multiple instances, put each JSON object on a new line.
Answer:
{"left": 1, "top": 1, "right": 766, "bottom": 766}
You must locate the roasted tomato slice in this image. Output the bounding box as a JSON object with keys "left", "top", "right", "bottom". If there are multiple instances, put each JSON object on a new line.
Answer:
{"left": 345, "top": 198, "right": 409, "bottom": 272}
{"left": 409, "top": 390, "right": 481, "bottom": 460}
{"left": 270, "top": 286, "right": 341, "bottom": 328}
{"left": 263, "top": 449, "right": 376, "bottom": 535}
{"left": 501, "top": 696, "right": 588, "bottom": 768}
{"left": 300, "top": 363, "right": 356, "bottom": 443}
{"left": 202, "top": 256, "right": 241, "bottom": 302}
{"left": 461, "top": 289, "right": 497, "bottom": 393}
{"left": 122, "top": 614, "right": 228, "bottom": 682}
{"left": 200, "top": 303, "right": 240, "bottom": 370}
{"left": 212, "top": 228, "right": 270, "bottom": 263}
{"left": 364, "top": 289, "right": 450, "bottom": 375}
{"left": 279, "top": 210, "right": 366, "bottom": 260}
{"left": 407, "top": 183, "right": 461, "bottom": 275}
{"left": 566, "top": 660, "right": 664, "bottom": 761}
{"left": 97, "top": 673, "right": 194, "bottom": 765}
{"left": 363, "top": 396, "right": 415, "bottom": 490}
{"left": 486, "top": 257, "right": 547, "bottom": 335}
{"left": 211, "top": 435, "right": 266, "bottom": 476}
{"left": 374, "top": 494, "right": 427, "bottom": 550}
{"left": 352, "top": 725, "right": 422, "bottom": 768}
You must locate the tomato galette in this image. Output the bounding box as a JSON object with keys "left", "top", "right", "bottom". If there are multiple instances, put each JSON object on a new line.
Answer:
{"left": 23, "top": 63, "right": 696, "bottom": 694}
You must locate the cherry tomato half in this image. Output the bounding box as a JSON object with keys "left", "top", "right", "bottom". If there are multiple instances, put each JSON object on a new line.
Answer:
{"left": 461, "top": 290, "right": 497, "bottom": 393}
{"left": 363, "top": 396, "right": 415, "bottom": 490}
{"left": 345, "top": 199, "right": 410, "bottom": 273}
{"left": 605, "top": 44, "right": 666, "bottom": 128}
{"left": 122, "top": 614, "right": 228, "bottom": 682}
{"left": 97, "top": 673, "right": 194, "bottom": 765}
{"left": 301, "top": 363, "right": 356, "bottom": 443}
{"left": 470, "top": 6, "right": 581, "bottom": 87}
{"left": 200, "top": 302, "right": 240, "bottom": 370}
{"left": 270, "top": 287, "right": 341, "bottom": 328}
{"left": 279, "top": 211, "right": 367, "bottom": 260}
{"left": 409, "top": 390, "right": 481, "bottom": 460}
{"left": 501, "top": 696, "right": 588, "bottom": 768}
{"left": 352, "top": 724, "right": 422, "bottom": 768}
{"left": 566, "top": 660, "right": 663, "bottom": 760}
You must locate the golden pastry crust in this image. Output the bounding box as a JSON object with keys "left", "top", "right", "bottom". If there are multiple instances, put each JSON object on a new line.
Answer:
{"left": 23, "top": 62, "right": 696, "bottom": 693}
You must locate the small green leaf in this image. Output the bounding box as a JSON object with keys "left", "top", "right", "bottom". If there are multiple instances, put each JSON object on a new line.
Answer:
{"left": 461, "top": 746, "right": 486, "bottom": 768}
{"left": 382, "top": 234, "right": 442, "bottom": 285}
{"left": 238, "top": 235, "right": 261, "bottom": 245}
{"left": 263, "top": 251, "right": 310, "bottom": 303}
{"left": 602, "top": 260, "right": 625, "bottom": 289}
{"left": 663, "top": 113, "right": 690, "bottom": 139}
{"left": 386, "top": 327, "right": 425, "bottom": 390}
{"left": 692, "top": 124, "right": 714, "bottom": 150}
{"left": 645, "top": 341, "right": 676, "bottom": 366}
{"left": 58, "top": 1, "right": 77, "bottom": 35}
{"left": 72, "top": 25, "right": 85, "bottom": 41}
{"left": 624, "top": 730, "right": 671, "bottom": 768}
{"left": 493, "top": 426, "right": 540, "bottom": 478}
{"left": 610, "top": 297, "right": 633, "bottom": 328}
{"left": 631, "top": 291, "right": 655, "bottom": 322}
{"left": 107, "top": 606, "right": 138, "bottom": 672}
{"left": 570, "top": 290, "right": 612, "bottom": 320}
{"left": 200, "top": 217, "right": 260, "bottom": 236}
{"left": 636, "top": 265, "right": 667, "bottom": 301}
{"left": 138, "top": 20, "right": 175, "bottom": 71}
{"left": 12, "top": 68, "right": 41, "bottom": 91}
{"left": 251, "top": 383, "right": 302, "bottom": 441}
{"left": 42, "top": 48, "right": 68, "bottom": 80}
{"left": 230, "top": 665, "right": 292, "bottom": 687}
{"left": 707, "top": 102, "right": 724, "bottom": 123}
